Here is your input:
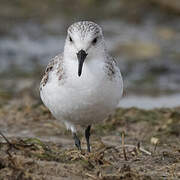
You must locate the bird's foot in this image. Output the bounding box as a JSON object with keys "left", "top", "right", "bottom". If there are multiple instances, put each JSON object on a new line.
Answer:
{"left": 85, "top": 125, "right": 91, "bottom": 152}
{"left": 73, "top": 133, "right": 81, "bottom": 151}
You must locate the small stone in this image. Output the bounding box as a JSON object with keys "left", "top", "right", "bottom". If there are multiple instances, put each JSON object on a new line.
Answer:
{"left": 151, "top": 137, "right": 159, "bottom": 145}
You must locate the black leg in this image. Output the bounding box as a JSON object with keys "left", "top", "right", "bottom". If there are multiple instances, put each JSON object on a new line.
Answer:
{"left": 85, "top": 125, "right": 91, "bottom": 152}
{"left": 73, "top": 133, "right": 81, "bottom": 151}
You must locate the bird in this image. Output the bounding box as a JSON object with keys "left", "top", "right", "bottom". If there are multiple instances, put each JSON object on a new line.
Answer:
{"left": 40, "top": 21, "right": 123, "bottom": 152}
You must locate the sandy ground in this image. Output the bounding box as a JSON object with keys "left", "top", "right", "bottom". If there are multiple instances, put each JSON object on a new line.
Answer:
{"left": 0, "top": 93, "right": 179, "bottom": 179}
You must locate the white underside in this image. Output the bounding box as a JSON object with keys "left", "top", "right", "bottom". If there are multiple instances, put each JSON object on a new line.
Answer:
{"left": 40, "top": 57, "right": 123, "bottom": 132}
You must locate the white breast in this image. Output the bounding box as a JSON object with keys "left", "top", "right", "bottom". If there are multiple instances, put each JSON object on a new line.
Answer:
{"left": 40, "top": 57, "right": 123, "bottom": 131}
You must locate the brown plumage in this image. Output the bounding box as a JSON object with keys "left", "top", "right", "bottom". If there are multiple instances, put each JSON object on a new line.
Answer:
{"left": 40, "top": 54, "right": 64, "bottom": 91}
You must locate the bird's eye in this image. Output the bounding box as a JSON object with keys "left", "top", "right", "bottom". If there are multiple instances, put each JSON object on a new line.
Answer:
{"left": 69, "top": 36, "right": 73, "bottom": 42}
{"left": 92, "top": 37, "right": 97, "bottom": 45}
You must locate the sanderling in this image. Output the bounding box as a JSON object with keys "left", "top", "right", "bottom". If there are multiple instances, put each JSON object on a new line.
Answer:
{"left": 40, "top": 21, "right": 123, "bottom": 152}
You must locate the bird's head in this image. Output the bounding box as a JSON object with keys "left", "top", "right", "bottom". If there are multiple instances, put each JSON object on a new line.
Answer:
{"left": 64, "top": 21, "right": 106, "bottom": 77}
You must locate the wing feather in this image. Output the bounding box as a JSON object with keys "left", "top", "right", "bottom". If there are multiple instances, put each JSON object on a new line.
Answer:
{"left": 40, "top": 54, "right": 63, "bottom": 90}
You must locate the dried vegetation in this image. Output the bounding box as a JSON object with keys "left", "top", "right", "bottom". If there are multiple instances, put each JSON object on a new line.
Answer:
{"left": 0, "top": 93, "right": 179, "bottom": 179}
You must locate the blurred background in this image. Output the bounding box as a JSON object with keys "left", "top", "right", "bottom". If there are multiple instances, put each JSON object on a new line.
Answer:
{"left": 0, "top": 0, "right": 180, "bottom": 109}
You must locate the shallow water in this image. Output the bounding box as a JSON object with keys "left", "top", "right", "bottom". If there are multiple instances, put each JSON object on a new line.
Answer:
{"left": 119, "top": 94, "right": 180, "bottom": 109}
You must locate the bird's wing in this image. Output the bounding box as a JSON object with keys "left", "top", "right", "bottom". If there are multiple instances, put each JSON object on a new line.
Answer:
{"left": 40, "top": 53, "right": 64, "bottom": 90}
{"left": 105, "top": 55, "right": 118, "bottom": 79}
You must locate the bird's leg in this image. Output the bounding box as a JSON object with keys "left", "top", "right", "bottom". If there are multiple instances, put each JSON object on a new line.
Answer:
{"left": 85, "top": 125, "right": 91, "bottom": 152}
{"left": 73, "top": 133, "right": 81, "bottom": 151}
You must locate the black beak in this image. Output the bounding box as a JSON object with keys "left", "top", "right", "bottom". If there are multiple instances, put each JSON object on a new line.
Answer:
{"left": 77, "top": 49, "right": 88, "bottom": 77}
